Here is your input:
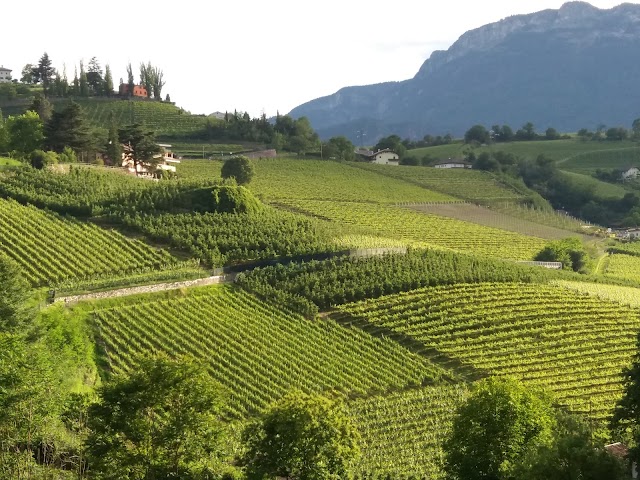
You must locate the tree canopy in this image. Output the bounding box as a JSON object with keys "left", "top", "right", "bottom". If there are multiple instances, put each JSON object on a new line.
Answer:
{"left": 85, "top": 356, "right": 224, "bottom": 480}
{"left": 241, "top": 391, "right": 360, "bottom": 480}
{"left": 444, "top": 377, "right": 555, "bottom": 480}
{"left": 221, "top": 156, "right": 255, "bottom": 185}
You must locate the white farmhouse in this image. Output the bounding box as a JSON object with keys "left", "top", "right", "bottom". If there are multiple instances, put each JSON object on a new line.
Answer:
{"left": 364, "top": 149, "right": 400, "bottom": 165}
{"left": 621, "top": 166, "right": 640, "bottom": 180}
{"left": 122, "top": 143, "right": 181, "bottom": 176}
{"left": 0, "top": 66, "right": 12, "bottom": 83}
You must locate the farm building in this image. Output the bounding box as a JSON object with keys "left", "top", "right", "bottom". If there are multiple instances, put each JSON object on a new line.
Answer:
{"left": 0, "top": 66, "right": 12, "bottom": 83}
{"left": 621, "top": 166, "right": 639, "bottom": 180}
{"left": 122, "top": 143, "right": 180, "bottom": 176}
{"left": 356, "top": 148, "right": 400, "bottom": 165}
{"left": 433, "top": 159, "right": 472, "bottom": 169}
{"left": 118, "top": 83, "right": 148, "bottom": 98}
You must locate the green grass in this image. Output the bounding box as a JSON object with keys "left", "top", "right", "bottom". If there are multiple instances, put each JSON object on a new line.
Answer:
{"left": 560, "top": 147, "right": 640, "bottom": 174}
{"left": 0, "top": 157, "right": 21, "bottom": 166}
{"left": 337, "top": 282, "right": 640, "bottom": 423}
{"left": 410, "top": 139, "right": 639, "bottom": 163}
{"left": 561, "top": 171, "right": 629, "bottom": 199}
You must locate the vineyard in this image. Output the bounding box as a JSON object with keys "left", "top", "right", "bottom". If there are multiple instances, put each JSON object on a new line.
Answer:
{"left": 0, "top": 198, "right": 181, "bottom": 286}
{"left": 75, "top": 99, "right": 209, "bottom": 136}
{"left": 553, "top": 280, "right": 640, "bottom": 308}
{"left": 178, "top": 159, "right": 456, "bottom": 204}
{"left": 278, "top": 199, "right": 547, "bottom": 259}
{"left": 351, "top": 162, "right": 525, "bottom": 203}
{"left": 604, "top": 254, "right": 640, "bottom": 284}
{"left": 349, "top": 384, "right": 468, "bottom": 479}
{"left": 117, "top": 207, "right": 337, "bottom": 267}
{"left": 560, "top": 146, "right": 640, "bottom": 174}
{"left": 92, "top": 285, "right": 447, "bottom": 418}
{"left": 236, "top": 249, "right": 562, "bottom": 316}
{"left": 337, "top": 282, "right": 640, "bottom": 422}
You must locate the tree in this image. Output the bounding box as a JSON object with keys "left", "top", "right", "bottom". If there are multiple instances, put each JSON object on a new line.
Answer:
{"left": 29, "top": 93, "right": 53, "bottom": 123}
{"left": 37, "top": 52, "right": 55, "bottom": 97}
{"left": 444, "top": 377, "right": 555, "bottom": 480}
{"left": 522, "top": 411, "right": 627, "bottom": 480}
{"left": 139, "top": 62, "right": 153, "bottom": 98}
{"left": 632, "top": 118, "right": 640, "bottom": 141}
{"left": 545, "top": 127, "right": 560, "bottom": 140}
{"left": 118, "top": 123, "right": 161, "bottom": 175}
{"left": 85, "top": 356, "right": 224, "bottom": 480}
{"left": 374, "top": 134, "right": 407, "bottom": 158}
{"left": 516, "top": 122, "right": 537, "bottom": 141}
{"left": 44, "top": 101, "right": 92, "bottom": 153}
{"left": 103, "top": 64, "right": 114, "bottom": 97}
{"left": 324, "top": 136, "right": 355, "bottom": 161}
{"left": 242, "top": 391, "right": 360, "bottom": 480}
{"left": 20, "top": 64, "right": 35, "bottom": 84}
{"left": 6, "top": 111, "right": 43, "bottom": 158}
{"left": 221, "top": 156, "right": 255, "bottom": 185}
{"left": 534, "top": 237, "right": 592, "bottom": 273}
{"left": 612, "top": 331, "right": 640, "bottom": 465}
{"left": 79, "top": 60, "right": 89, "bottom": 97}
{"left": 30, "top": 149, "right": 58, "bottom": 170}
{"left": 0, "top": 255, "right": 33, "bottom": 332}
{"left": 464, "top": 124, "right": 491, "bottom": 144}
{"left": 105, "top": 112, "right": 121, "bottom": 166}
{"left": 126, "top": 63, "right": 134, "bottom": 97}
{"left": 87, "top": 57, "right": 104, "bottom": 95}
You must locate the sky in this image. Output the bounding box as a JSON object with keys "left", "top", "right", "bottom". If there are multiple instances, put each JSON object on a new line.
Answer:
{"left": 3, "top": 0, "right": 634, "bottom": 118}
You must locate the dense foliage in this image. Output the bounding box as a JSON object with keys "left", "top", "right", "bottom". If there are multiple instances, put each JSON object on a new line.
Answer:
{"left": 221, "top": 156, "right": 254, "bottom": 185}
{"left": 236, "top": 249, "right": 559, "bottom": 317}
{"left": 242, "top": 392, "right": 360, "bottom": 480}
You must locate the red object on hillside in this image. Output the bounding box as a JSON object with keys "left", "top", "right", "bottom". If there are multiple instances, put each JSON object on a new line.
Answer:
{"left": 119, "top": 83, "right": 148, "bottom": 98}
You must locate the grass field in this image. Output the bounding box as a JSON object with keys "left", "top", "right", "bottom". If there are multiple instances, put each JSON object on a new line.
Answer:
{"left": 409, "top": 139, "right": 639, "bottom": 163}
{"left": 0, "top": 157, "right": 21, "bottom": 166}
{"left": 560, "top": 147, "right": 640, "bottom": 174}
{"left": 561, "top": 171, "right": 629, "bottom": 198}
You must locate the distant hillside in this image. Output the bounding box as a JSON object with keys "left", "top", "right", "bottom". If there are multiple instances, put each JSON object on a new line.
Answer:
{"left": 289, "top": 2, "right": 640, "bottom": 141}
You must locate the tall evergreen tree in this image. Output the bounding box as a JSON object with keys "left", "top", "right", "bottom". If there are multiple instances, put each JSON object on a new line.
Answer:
{"left": 72, "top": 66, "right": 79, "bottom": 96}
{"left": 104, "top": 64, "right": 114, "bottom": 97}
{"left": 86, "top": 57, "right": 103, "bottom": 95}
{"left": 37, "top": 52, "right": 55, "bottom": 97}
{"left": 106, "top": 112, "right": 121, "bottom": 165}
{"left": 44, "top": 101, "right": 91, "bottom": 153}
{"left": 126, "top": 62, "right": 134, "bottom": 96}
{"left": 29, "top": 93, "right": 53, "bottom": 124}
{"left": 79, "top": 61, "right": 89, "bottom": 97}
{"left": 119, "top": 123, "right": 161, "bottom": 174}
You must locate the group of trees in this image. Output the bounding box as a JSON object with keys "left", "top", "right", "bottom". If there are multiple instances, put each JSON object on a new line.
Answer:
{"left": 577, "top": 120, "right": 640, "bottom": 142}
{"left": 464, "top": 122, "right": 570, "bottom": 145}
{"left": 16, "top": 53, "right": 167, "bottom": 100}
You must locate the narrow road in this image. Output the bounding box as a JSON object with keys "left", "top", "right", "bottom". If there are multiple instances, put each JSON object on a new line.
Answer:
{"left": 55, "top": 273, "right": 236, "bottom": 305}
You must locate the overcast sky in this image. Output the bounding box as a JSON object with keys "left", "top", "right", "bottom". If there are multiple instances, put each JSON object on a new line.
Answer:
{"left": 3, "top": 0, "right": 633, "bottom": 118}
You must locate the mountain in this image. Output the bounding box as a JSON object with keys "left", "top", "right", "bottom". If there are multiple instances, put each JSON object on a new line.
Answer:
{"left": 289, "top": 2, "right": 640, "bottom": 141}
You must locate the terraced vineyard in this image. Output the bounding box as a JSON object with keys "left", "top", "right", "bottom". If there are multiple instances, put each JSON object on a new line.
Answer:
{"left": 76, "top": 99, "right": 208, "bottom": 136}
{"left": 0, "top": 198, "right": 180, "bottom": 286}
{"left": 280, "top": 199, "right": 547, "bottom": 260}
{"left": 93, "top": 285, "right": 447, "bottom": 418}
{"left": 179, "top": 159, "right": 457, "bottom": 204}
{"left": 553, "top": 280, "right": 640, "bottom": 308}
{"left": 352, "top": 162, "right": 525, "bottom": 203}
{"left": 560, "top": 147, "right": 640, "bottom": 174}
{"left": 337, "top": 282, "right": 640, "bottom": 422}
{"left": 604, "top": 254, "right": 640, "bottom": 284}
{"left": 349, "top": 384, "right": 468, "bottom": 479}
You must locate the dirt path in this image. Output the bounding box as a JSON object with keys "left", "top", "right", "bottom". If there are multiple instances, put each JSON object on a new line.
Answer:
{"left": 55, "top": 273, "right": 236, "bottom": 305}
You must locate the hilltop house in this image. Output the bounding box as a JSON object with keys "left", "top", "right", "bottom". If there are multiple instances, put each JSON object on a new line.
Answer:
{"left": 119, "top": 83, "right": 148, "bottom": 98}
{"left": 356, "top": 148, "right": 400, "bottom": 165}
{"left": 0, "top": 66, "right": 12, "bottom": 83}
{"left": 122, "top": 143, "right": 180, "bottom": 176}
{"left": 433, "top": 159, "right": 472, "bottom": 169}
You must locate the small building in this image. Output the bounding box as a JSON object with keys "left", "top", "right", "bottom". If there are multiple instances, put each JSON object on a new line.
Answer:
{"left": 356, "top": 148, "right": 399, "bottom": 165}
{"left": 0, "top": 66, "right": 12, "bottom": 83}
{"left": 621, "top": 166, "right": 640, "bottom": 180}
{"left": 122, "top": 143, "right": 180, "bottom": 176}
{"left": 605, "top": 442, "right": 637, "bottom": 479}
{"left": 119, "top": 83, "right": 148, "bottom": 98}
{"left": 433, "top": 159, "right": 472, "bottom": 169}
{"left": 209, "top": 111, "right": 226, "bottom": 120}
